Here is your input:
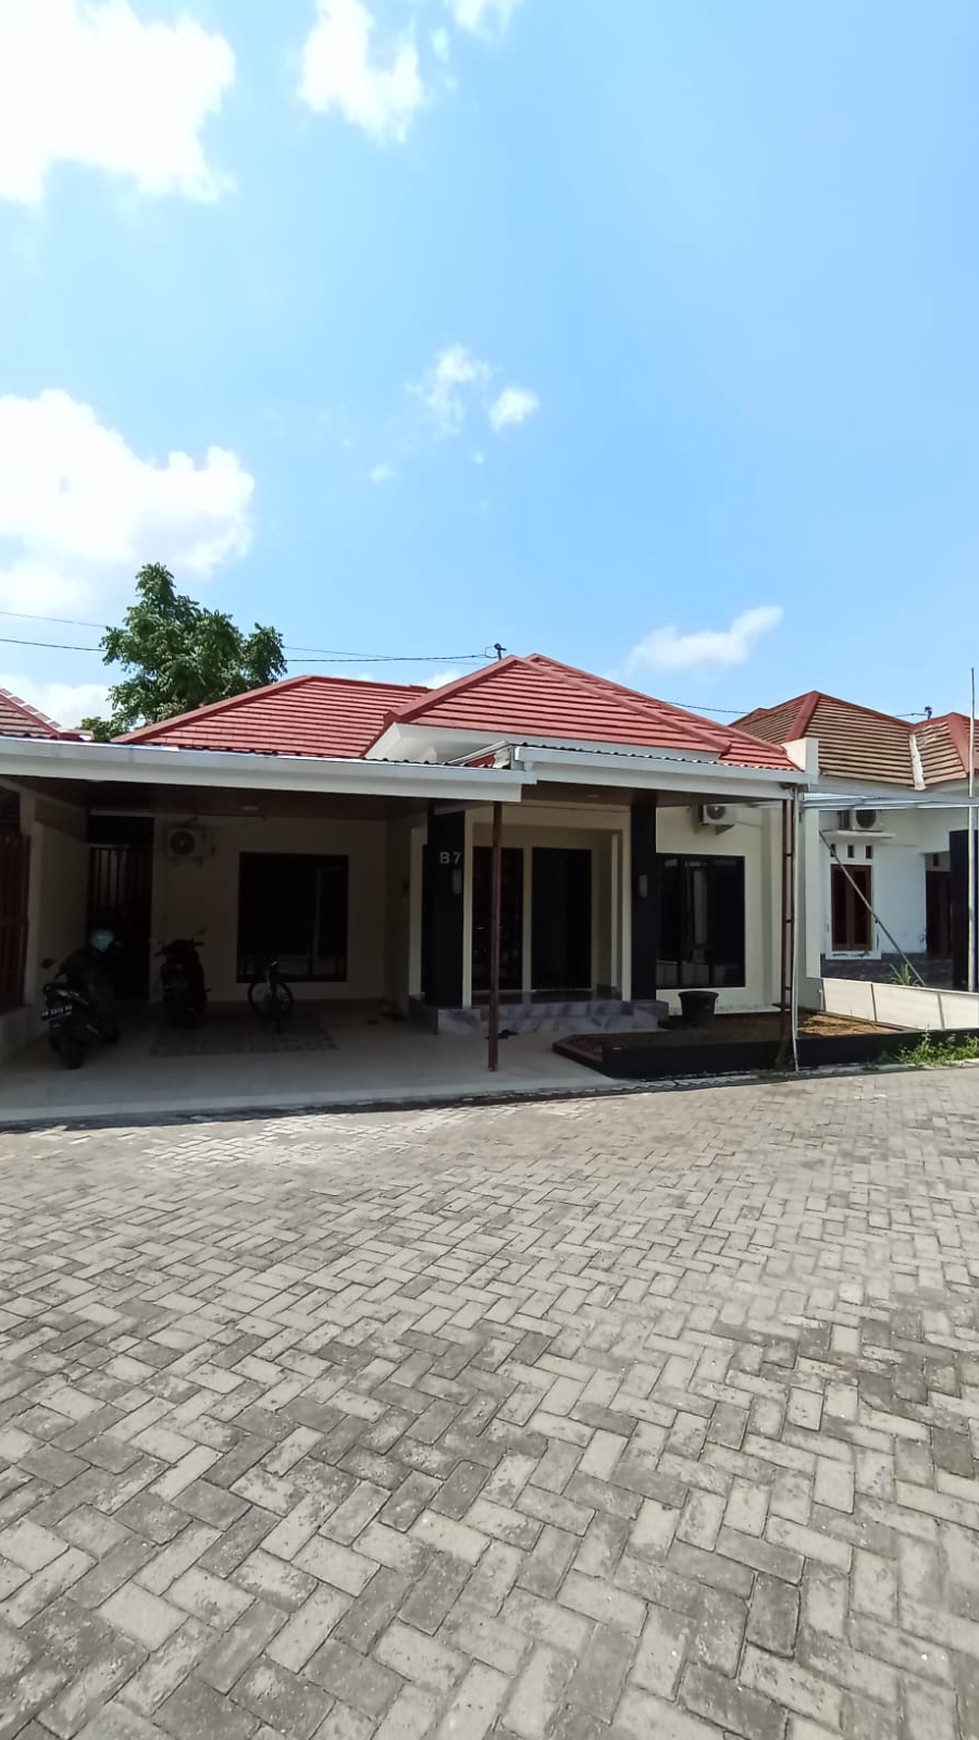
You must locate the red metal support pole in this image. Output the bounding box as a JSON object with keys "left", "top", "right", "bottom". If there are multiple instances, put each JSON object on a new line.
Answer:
{"left": 488, "top": 801, "right": 503, "bottom": 1071}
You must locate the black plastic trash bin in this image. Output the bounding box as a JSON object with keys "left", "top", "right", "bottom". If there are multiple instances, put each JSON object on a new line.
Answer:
{"left": 678, "top": 990, "right": 719, "bottom": 1026}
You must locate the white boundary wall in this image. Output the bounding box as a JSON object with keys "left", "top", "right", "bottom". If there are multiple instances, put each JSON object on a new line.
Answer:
{"left": 814, "top": 975, "right": 979, "bottom": 1030}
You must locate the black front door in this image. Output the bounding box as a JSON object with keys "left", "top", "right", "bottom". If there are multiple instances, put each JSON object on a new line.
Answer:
{"left": 87, "top": 816, "right": 154, "bottom": 998}
{"left": 472, "top": 846, "right": 523, "bottom": 998}
{"left": 531, "top": 848, "right": 592, "bottom": 993}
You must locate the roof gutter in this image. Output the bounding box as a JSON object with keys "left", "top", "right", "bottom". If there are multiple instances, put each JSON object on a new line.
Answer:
{"left": 0, "top": 736, "right": 529, "bottom": 804}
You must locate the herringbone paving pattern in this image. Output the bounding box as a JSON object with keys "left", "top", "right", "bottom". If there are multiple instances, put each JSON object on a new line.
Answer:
{"left": 1, "top": 1068, "right": 979, "bottom": 1736}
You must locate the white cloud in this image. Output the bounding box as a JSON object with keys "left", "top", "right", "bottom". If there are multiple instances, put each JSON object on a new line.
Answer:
{"left": 0, "top": 0, "right": 234, "bottom": 205}
{"left": 626, "top": 606, "right": 784, "bottom": 674}
{"left": 422, "top": 668, "right": 464, "bottom": 687}
{"left": 417, "top": 347, "right": 540, "bottom": 438}
{"left": 419, "top": 345, "right": 492, "bottom": 434}
{"left": 299, "top": 0, "right": 426, "bottom": 144}
{"left": 446, "top": 0, "right": 524, "bottom": 35}
{"left": 0, "top": 390, "right": 255, "bottom": 616}
{"left": 430, "top": 27, "right": 452, "bottom": 63}
{"left": 369, "top": 462, "right": 395, "bottom": 484}
{"left": 488, "top": 385, "right": 540, "bottom": 432}
{"left": 0, "top": 675, "right": 110, "bottom": 731}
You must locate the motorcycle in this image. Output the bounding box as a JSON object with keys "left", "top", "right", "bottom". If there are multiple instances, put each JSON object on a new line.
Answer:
{"left": 157, "top": 934, "right": 207, "bottom": 1027}
{"left": 42, "top": 930, "right": 121, "bottom": 1070}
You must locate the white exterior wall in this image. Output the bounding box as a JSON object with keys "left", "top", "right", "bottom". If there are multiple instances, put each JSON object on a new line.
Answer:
{"left": 814, "top": 791, "right": 969, "bottom": 959}
{"left": 657, "top": 804, "right": 777, "bottom": 1014}
{"left": 152, "top": 815, "right": 389, "bottom": 1004}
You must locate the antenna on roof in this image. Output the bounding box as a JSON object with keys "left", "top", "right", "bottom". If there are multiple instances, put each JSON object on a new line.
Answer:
{"left": 925, "top": 706, "right": 933, "bottom": 720}
{"left": 493, "top": 643, "right": 506, "bottom": 661}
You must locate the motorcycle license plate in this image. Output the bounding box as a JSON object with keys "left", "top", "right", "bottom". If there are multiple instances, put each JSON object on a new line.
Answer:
{"left": 42, "top": 1005, "right": 73, "bottom": 1021}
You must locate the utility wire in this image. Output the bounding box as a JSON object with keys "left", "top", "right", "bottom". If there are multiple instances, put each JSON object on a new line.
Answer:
{"left": 0, "top": 608, "right": 487, "bottom": 665}
{"left": 0, "top": 612, "right": 943, "bottom": 719}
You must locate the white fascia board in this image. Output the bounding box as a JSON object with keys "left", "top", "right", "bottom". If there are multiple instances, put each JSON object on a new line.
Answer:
{"left": 799, "top": 786, "right": 973, "bottom": 810}
{"left": 512, "top": 744, "right": 809, "bottom": 798}
{"left": 0, "top": 736, "right": 527, "bottom": 804}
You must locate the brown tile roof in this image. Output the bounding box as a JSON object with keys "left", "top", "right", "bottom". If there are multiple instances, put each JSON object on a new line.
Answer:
{"left": 0, "top": 687, "right": 75, "bottom": 739}
{"left": 737, "top": 693, "right": 979, "bottom": 788}
{"left": 915, "top": 714, "right": 979, "bottom": 785}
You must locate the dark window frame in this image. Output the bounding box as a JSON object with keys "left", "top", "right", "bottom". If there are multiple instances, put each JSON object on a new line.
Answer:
{"left": 0, "top": 830, "right": 29, "bottom": 1015}
{"left": 830, "top": 861, "right": 873, "bottom": 953}
{"left": 237, "top": 852, "right": 349, "bottom": 983}
{"left": 656, "top": 853, "right": 746, "bottom": 989}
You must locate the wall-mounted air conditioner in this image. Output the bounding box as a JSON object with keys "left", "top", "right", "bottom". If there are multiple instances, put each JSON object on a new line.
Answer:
{"left": 838, "top": 809, "right": 880, "bottom": 832}
{"left": 698, "top": 803, "right": 736, "bottom": 831}
{"left": 166, "top": 826, "right": 210, "bottom": 862}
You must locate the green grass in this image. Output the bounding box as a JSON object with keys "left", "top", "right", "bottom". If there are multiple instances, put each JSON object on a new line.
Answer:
{"left": 884, "top": 1033, "right": 979, "bottom": 1069}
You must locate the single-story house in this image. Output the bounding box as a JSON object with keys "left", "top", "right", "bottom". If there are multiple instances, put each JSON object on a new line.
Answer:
{"left": 0, "top": 654, "right": 813, "bottom": 1064}
{"left": 737, "top": 691, "right": 979, "bottom": 988}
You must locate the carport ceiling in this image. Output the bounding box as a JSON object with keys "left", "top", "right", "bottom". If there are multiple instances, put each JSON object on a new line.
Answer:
{"left": 18, "top": 778, "right": 431, "bottom": 822}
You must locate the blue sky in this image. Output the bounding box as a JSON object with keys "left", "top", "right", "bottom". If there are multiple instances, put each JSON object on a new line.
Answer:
{"left": 1, "top": 0, "right": 978, "bottom": 728}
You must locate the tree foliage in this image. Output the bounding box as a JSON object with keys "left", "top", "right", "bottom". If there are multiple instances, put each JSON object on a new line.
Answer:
{"left": 82, "top": 564, "right": 287, "bottom": 740}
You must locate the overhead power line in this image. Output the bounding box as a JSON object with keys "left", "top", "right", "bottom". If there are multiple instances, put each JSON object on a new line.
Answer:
{"left": 0, "top": 611, "right": 940, "bottom": 720}
{"left": 0, "top": 609, "right": 487, "bottom": 665}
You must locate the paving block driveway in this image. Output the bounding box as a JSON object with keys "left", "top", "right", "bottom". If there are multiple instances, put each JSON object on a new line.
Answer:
{"left": 1, "top": 1068, "right": 979, "bottom": 1740}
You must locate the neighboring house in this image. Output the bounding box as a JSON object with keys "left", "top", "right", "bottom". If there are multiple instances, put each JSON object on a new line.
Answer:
{"left": 737, "top": 692, "right": 978, "bottom": 986}
{"left": 0, "top": 655, "right": 810, "bottom": 1059}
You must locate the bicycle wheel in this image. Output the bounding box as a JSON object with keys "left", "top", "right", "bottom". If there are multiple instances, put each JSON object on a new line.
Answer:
{"left": 249, "top": 978, "right": 294, "bottom": 1022}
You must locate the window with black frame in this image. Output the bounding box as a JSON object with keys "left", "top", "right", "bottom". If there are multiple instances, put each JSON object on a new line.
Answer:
{"left": 657, "top": 854, "right": 745, "bottom": 988}
{"left": 237, "top": 853, "right": 348, "bottom": 982}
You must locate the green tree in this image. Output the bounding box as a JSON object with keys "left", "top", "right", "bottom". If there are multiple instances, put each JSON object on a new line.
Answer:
{"left": 82, "top": 563, "right": 287, "bottom": 740}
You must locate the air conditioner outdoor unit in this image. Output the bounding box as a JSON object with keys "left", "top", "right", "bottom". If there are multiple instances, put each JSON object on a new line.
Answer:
{"left": 837, "top": 808, "right": 880, "bottom": 832}
{"left": 699, "top": 803, "right": 735, "bottom": 831}
{"left": 166, "top": 826, "right": 209, "bottom": 862}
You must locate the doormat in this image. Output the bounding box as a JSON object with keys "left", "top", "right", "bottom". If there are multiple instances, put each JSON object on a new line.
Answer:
{"left": 151, "top": 1011, "right": 338, "bottom": 1057}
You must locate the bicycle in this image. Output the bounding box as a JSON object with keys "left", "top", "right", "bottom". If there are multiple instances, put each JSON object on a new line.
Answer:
{"left": 247, "top": 958, "right": 294, "bottom": 1032}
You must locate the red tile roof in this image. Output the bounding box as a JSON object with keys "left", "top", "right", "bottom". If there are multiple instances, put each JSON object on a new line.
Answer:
{"left": 0, "top": 687, "right": 73, "bottom": 739}
{"left": 738, "top": 692, "right": 979, "bottom": 787}
{"left": 120, "top": 676, "right": 424, "bottom": 759}
{"left": 373, "top": 654, "right": 795, "bottom": 768}
{"left": 120, "top": 656, "right": 796, "bottom": 770}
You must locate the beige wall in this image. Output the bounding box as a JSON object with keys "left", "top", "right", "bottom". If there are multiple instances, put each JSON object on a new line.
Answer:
{"left": 657, "top": 804, "right": 776, "bottom": 1013}
{"left": 463, "top": 799, "right": 783, "bottom": 1012}
{"left": 152, "top": 815, "right": 388, "bottom": 1003}
{"left": 0, "top": 792, "right": 90, "bottom": 1062}
{"left": 24, "top": 801, "right": 89, "bottom": 1006}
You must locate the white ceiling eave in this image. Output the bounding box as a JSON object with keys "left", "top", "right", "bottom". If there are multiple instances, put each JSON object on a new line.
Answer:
{"left": 510, "top": 743, "right": 810, "bottom": 797}
{"left": 370, "top": 723, "right": 809, "bottom": 795}
{"left": 0, "top": 736, "right": 528, "bottom": 803}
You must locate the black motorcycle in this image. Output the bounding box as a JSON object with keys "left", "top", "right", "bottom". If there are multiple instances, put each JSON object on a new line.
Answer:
{"left": 158, "top": 935, "right": 207, "bottom": 1027}
{"left": 42, "top": 936, "right": 121, "bottom": 1070}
